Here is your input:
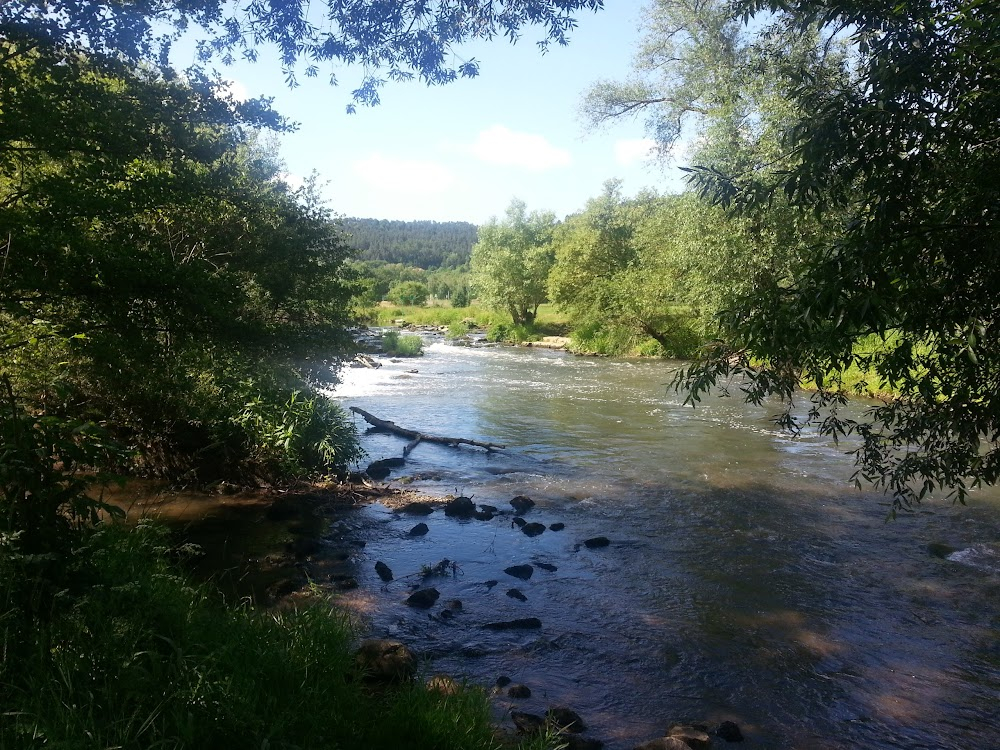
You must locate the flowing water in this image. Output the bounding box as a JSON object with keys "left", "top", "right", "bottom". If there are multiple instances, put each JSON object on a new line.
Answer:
{"left": 329, "top": 336, "right": 1000, "bottom": 749}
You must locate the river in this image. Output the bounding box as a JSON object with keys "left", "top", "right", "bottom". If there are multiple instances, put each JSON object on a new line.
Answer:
{"left": 329, "top": 335, "right": 1000, "bottom": 749}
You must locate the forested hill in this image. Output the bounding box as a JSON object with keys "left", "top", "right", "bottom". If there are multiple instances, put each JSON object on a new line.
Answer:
{"left": 340, "top": 218, "right": 478, "bottom": 269}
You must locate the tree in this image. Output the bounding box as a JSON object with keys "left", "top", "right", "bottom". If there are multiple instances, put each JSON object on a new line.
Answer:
{"left": 597, "top": 0, "right": 1000, "bottom": 510}
{"left": 388, "top": 281, "right": 430, "bottom": 306}
{"left": 470, "top": 199, "right": 556, "bottom": 326}
{"left": 2, "top": 1, "right": 604, "bottom": 107}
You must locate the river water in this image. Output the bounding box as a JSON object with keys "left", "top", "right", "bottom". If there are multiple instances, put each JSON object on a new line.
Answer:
{"left": 329, "top": 336, "right": 1000, "bottom": 749}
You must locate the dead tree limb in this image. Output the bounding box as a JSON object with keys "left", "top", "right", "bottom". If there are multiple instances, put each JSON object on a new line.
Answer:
{"left": 349, "top": 407, "right": 505, "bottom": 452}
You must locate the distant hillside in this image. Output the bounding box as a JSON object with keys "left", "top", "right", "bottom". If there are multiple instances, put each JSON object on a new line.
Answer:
{"left": 339, "top": 218, "right": 478, "bottom": 269}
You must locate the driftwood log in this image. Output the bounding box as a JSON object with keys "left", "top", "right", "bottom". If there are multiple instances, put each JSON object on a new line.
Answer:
{"left": 349, "top": 407, "right": 505, "bottom": 454}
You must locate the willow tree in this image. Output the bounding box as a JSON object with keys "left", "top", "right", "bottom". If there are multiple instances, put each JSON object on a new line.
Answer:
{"left": 470, "top": 199, "right": 556, "bottom": 326}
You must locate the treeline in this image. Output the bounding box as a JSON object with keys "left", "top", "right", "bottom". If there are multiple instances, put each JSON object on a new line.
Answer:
{"left": 341, "top": 218, "right": 477, "bottom": 269}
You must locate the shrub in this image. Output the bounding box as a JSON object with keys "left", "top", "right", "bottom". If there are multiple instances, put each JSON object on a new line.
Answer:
{"left": 382, "top": 330, "right": 424, "bottom": 357}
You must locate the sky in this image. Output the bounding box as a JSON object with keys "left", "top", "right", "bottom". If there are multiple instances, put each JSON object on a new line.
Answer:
{"left": 173, "top": 2, "right": 688, "bottom": 224}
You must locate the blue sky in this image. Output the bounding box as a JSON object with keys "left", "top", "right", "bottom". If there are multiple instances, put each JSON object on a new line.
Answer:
{"left": 176, "top": 2, "right": 686, "bottom": 224}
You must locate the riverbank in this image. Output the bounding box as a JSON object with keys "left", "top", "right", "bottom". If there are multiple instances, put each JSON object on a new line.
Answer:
{"left": 138, "top": 478, "right": 746, "bottom": 750}
{"left": 3, "top": 479, "right": 569, "bottom": 750}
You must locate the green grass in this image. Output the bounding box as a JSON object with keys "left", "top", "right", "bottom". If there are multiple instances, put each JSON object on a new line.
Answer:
{"left": 382, "top": 329, "right": 424, "bottom": 357}
{"left": 0, "top": 521, "right": 529, "bottom": 750}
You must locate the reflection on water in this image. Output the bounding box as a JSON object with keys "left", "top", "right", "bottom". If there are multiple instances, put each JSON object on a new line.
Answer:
{"left": 330, "top": 337, "right": 1000, "bottom": 749}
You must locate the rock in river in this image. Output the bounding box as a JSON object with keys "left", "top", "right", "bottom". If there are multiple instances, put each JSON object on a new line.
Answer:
{"left": 401, "top": 502, "right": 434, "bottom": 516}
{"left": 549, "top": 522, "right": 566, "bottom": 531}
{"left": 583, "top": 536, "right": 611, "bottom": 549}
{"left": 716, "top": 720, "right": 744, "bottom": 742}
{"left": 507, "top": 683, "right": 531, "bottom": 699}
{"left": 506, "top": 588, "right": 528, "bottom": 602}
{"left": 444, "top": 496, "right": 476, "bottom": 518}
{"left": 375, "top": 561, "right": 393, "bottom": 582}
{"left": 521, "top": 522, "right": 546, "bottom": 537}
{"left": 504, "top": 564, "right": 534, "bottom": 580}
{"left": 408, "top": 522, "right": 430, "bottom": 536}
{"left": 512, "top": 712, "right": 546, "bottom": 734}
{"left": 547, "top": 707, "right": 586, "bottom": 733}
{"left": 405, "top": 587, "right": 440, "bottom": 609}
{"left": 535, "top": 562, "right": 558, "bottom": 572}
{"left": 510, "top": 495, "right": 535, "bottom": 514}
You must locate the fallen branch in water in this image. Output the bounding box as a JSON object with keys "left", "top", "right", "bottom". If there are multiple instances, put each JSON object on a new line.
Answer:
{"left": 349, "top": 407, "right": 505, "bottom": 453}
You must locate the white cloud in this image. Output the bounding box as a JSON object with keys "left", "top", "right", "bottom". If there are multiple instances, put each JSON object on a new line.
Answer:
{"left": 352, "top": 153, "right": 457, "bottom": 194}
{"left": 464, "top": 125, "right": 571, "bottom": 171}
{"left": 614, "top": 138, "right": 657, "bottom": 166}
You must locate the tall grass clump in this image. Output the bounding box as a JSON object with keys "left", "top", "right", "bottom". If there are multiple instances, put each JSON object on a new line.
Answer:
{"left": 0, "top": 521, "right": 511, "bottom": 750}
{"left": 382, "top": 330, "right": 424, "bottom": 356}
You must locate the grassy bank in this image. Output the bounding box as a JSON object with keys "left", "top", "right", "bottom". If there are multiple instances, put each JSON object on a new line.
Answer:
{"left": 0, "top": 521, "right": 546, "bottom": 750}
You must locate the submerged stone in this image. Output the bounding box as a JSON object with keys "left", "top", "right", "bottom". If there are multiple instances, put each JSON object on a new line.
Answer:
{"left": 405, "top": 587, "right": 440, "bottom": 609}
{"left": 504, "top": 564, "right": 534, "bottom": 580}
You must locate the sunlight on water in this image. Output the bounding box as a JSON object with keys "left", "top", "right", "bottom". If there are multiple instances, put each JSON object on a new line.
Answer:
{"left": 327, "top": 336, "right": 1000, "bottom": 750}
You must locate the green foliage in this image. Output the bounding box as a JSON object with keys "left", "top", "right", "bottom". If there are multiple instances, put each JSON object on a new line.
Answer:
{"left": 2, "top": 1, "right": 604, "bottom": 106}
{"left": 234, "top": 390, "right": 363, "bottom": 479}
{"left": 486, "top": 322, "right": 538, "bottom": 345}
{"left": 671, "top": 0, "right": 1000, "bottom": 509}
{"left": 0, "top": 42, "right": 359, "bottom": 481}
{"left": 0, "top": 521, "right": 510, "bottom": 750}
{"left": 450, "top": 284, "right": 471, "bottom": 308}
{"left": 388, "top": 280, "right": 431, "bottom": 306}
{"left": 470, "top": 199, "right": 557, "bottom": 326}
{"left": 382, "top": 330, "right": 424, "bottom": 357}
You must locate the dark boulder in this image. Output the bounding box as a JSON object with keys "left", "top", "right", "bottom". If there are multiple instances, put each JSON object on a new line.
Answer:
{"left": 521, "top": 522, "right": 546, "bottom": 537}
{"left": 506, "top": 588, "right": 528, "bottom": 602}
{"left": 547, "top": 707, "right": 586, "bottom": 733}
{"left": 928, "top": 542, "right": 956, "bottom": 559}
{"left": 484, "top": 579, "right": 499, "bottom": 590}
{"left": 504, "top": 564, "right": 534, "bottom": 580}
{"left": 512, "top": 712, "right": 546, "bottom": 735}
{"left": 405, "top": 587, "right": 440, "bottom": 609}
{"left": 483, "top": 617, "right": 542, "bottom": 630}
{"left": 479, "top": 504, "right": 499, "bottom": 514}
{"left": 444, "top": 496, "right": 476, "bottom": 518}
{"left": 549, "top": 522, "right": 566, "bottom": 531}
{"left": 375, "top": 561, "right": 393, "bottom": 582}
{"left": 512, "top": 516, "right": 527, "bottom": 527}
{"left": 408, "top": 522, "right": 430, "bottom": 536}
{"left": 495, "top": 675, "right": 513, "bottom": 688}
{"left": 535, "top": 562, "right": 558, "bottom": 572}
{"left": 508, "top": 683, "right": 531, "bottom": 699}
{"left": 474, "top": 510, "right": 495, "bottom": 521}
{"left": 583, "top": 536, "right": 611, "bottom": 549}
{"left": 366, "top": 457, "right": 404, "bottom": 479}
{"left": 716, "top": 720, "right": 744, "bottom": 742}
{"left": 511, "top": 495, "right": 536, "bottom": 514}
